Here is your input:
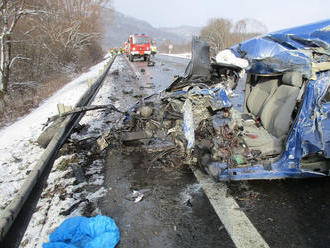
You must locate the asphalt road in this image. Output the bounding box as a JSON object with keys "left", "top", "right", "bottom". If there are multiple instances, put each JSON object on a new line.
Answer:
{"left": 102, "top": 54, "right": 330, "bottom": 248}
{"left": 229, "top": 178, "right": 330, "bottom": 248}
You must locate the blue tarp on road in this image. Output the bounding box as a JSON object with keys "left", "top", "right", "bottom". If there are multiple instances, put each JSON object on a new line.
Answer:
{"left": 43, "top": 215, "right": 120, "bottom": 248}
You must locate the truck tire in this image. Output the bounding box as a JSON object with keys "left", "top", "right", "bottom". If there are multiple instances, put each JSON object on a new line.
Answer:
{"left": 129, "top": 55, "right": 134, "bottom": 62}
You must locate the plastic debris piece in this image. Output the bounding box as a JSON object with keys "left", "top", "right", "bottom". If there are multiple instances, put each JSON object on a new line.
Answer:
{"left": 125, "top": 190, "right": 145, "bottom": 203}
{"left": 182, "top": 99, "right": 195, "bottom": 150}
{"left": 133, "top": 192, "right": 144, "bottom": 203}
{"left": 139, "top": 106, "right": 153, "bottom": 118}
{"left": 232, "top": 154, "right": 245, "bottom": 164}
{"left": 121, "top": 131, "right": 149, "bottom": 141}
{"left": 147, "top": 61, "right": 155, "bottom": 66}
{"left": 43, "top": 215, "right": 120, "bottom": 248}
{"left": 215, "top": 49, "right": 249, "bottom": 69}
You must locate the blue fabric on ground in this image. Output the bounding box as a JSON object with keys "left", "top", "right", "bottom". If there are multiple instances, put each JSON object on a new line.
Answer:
{"left": 43, "top": 215, "right": 120, "bottom": 248}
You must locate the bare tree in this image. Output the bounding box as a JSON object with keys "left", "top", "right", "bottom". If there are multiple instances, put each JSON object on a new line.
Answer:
{"left": 29, "top": 0, "right": 104, "bottom": 64}
{"left": 0, "top": 0, "right": 41, "bottom": 98}
{"left": 200, "top": 17, "right": 268, "bottom": 56}
{"left": 0, "top": 0, "right": 25, "bottom": 97}
{"left": 0, "top": 0, "right": 110, "bottom": 120}
{"left": 242, "top": 18, "right": 268, "bottom": 34}
{"left": 233, "top": 18, "right": 268, "bottom": 43}
{"left": 233, "top": 19, "right": 247, "bottom": 43}
{"left": 200, "top": 18, "right": 233, "bottom": 56}
{"left": 0, "top": 0, "right": 107, "bottom": 99}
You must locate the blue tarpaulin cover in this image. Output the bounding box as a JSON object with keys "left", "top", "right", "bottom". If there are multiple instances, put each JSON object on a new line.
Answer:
{"left": 43, "top": 215, "right": 120, "bottom": 248}
{"left": 232, "top": 20, "right": 330, "bottom": 78}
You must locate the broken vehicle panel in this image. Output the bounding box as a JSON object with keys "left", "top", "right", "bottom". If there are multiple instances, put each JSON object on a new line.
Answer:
{"left": 231, "top": 20, "right": 330, "bottom": 78}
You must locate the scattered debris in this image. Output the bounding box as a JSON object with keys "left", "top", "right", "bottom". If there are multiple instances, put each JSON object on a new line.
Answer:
{"left": 70, "top": 163, "right": 87, "bottom": 183}
{"left": 185, "top": 199, "right": 193, "bottom": 207}
{"left": 132, "top": 190, "right": 144, "bottom": 203}
{"left": 59, "top": 199, "right": 89, "bottom": 216}
{"left": 139, "top": 106, "right": 153, "bottom": 118}
{"left": 96, "top": 134, "right": 109, "bottom": 151}
{"left": 91, "top": 38, "right": 246, "bottom": 174}
{"left": 125, "top": 189, "right": 151, "bottom": 203}
{"left": 122, "top": 89, "right": 134, "bottom": 95}
{"left": 133, "top": 93, "right": 147, "bottom": 99}
{"left": 121, "top": 131, "right": 150, "bottom": 142}
{"left": 37, "top": 104, "right": 125, "bottom": 148}
{"left": 218, "top": 225, "right": 225, "bottom": 231}
{"left": 44, "top": 104, "right": 125, "bottom": 126}
{"left": 108, "top": 95, "right": 119, "bottom": 102}
{"left": 111, "top": 69, "right": 120, "bottom": 76}
{"left": 147, "top": 61, "right": 155, "bottom": 67}
{"left": 37, "top": 118, "right": 64, "bottom": 148}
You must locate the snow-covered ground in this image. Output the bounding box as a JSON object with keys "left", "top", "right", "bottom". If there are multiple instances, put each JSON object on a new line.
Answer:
{"left": 20, "top": 57, "right": 126, "bottom": 248}
{"left": 159, "top": 53, "right": 192, "bottom": 59}
{"left": 0, "top": 55, "right": 112, "bottom": 213}
{"left": 0, "top": 53, "right": 128, "bottom": 247}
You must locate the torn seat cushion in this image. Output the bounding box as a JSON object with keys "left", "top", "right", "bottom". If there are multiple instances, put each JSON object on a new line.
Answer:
{"left": 243, "top": 124, "right": 282, "bottom": 157}
{"left": 230, "top": 109, "right": 282, "bottom": 157}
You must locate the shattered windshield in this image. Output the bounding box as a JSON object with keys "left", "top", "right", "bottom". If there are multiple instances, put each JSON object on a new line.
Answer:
{"left": 132, "top": 36, "right": 149, "bottom": 44}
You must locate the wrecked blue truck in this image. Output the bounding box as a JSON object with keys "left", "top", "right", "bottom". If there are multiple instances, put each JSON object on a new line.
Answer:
{"left": 123, "top": 20, "right": 330, "bottom": 181}
{"left": 216, "top": 20, "right": 330, "bottom": 180}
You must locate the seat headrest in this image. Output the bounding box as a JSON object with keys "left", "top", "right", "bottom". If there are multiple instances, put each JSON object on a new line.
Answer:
{"left": 282, "top": 71, "right": 303, "bottom": 87}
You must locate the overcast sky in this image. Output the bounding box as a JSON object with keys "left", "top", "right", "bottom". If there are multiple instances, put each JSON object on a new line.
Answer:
{"left": 113, "top": 0, "right": 330, "bottom": 32}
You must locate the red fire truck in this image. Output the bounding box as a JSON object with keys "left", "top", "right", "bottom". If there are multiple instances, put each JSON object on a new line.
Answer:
{"left": 127, "top": 34, "right": 151, "bottom": 62}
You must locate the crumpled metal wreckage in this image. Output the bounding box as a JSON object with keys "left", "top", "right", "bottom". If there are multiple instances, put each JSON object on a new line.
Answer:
{"left": 122, "top": 20, "right": 330, "bottom": 181}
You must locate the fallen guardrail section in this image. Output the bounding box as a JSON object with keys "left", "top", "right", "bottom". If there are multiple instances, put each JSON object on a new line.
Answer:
{"left": 0, "top": 55, "right": 117, "bottom": 241}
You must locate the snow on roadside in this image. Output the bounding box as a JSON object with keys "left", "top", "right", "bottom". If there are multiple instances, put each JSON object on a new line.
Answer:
{"left": 20, "top": 57, "right": 126, "bottom": 248}
{"left": 0, "top": 54, "right": 112, "bottom": 215}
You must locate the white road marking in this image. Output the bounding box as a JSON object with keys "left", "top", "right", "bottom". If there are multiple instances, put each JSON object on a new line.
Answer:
{"left": 193, "top": 169, "right": 270, "bottom": 248}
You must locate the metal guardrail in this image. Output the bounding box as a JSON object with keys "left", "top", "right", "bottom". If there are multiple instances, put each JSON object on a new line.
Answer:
{"left": 0, "top": 55, "right": 117, "bottom": 241}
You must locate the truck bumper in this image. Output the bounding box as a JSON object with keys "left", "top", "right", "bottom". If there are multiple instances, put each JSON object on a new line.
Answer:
{"left": 131, "top": 51, "right": 151, "bottom": 56}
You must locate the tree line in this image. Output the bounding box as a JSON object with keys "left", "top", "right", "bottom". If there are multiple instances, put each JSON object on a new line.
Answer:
{"left": 158, "top": 18, "right": 267, "bottom": 56}
{"left": 201, "top": 18, "right": 267, "bottom": 56}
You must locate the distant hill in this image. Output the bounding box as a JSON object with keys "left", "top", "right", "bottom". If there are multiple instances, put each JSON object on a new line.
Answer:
{"left": 101, "top": 8, "right": 201, "bottom": 48}
{"left": 159, "top": 26, "right": 201, "bottom": 42}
